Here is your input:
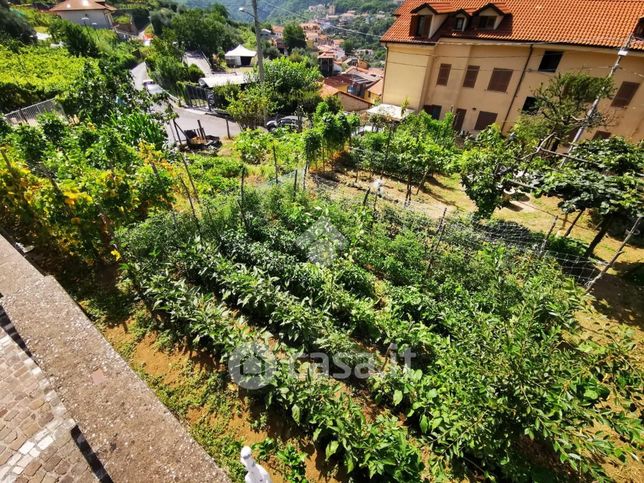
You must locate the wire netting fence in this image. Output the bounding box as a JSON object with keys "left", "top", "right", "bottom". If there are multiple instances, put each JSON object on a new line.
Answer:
{"left": 306, "top": 172, "right": 604, "bottom": 285}
{"left": 4, "top": 99, "right": 65, "bottom": 126}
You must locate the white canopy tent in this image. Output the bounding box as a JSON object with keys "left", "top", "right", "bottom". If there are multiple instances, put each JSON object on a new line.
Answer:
{"left": 224, "top": 45, "right": 256, "bottom": 67}
{"left": 199, "top": 73, "right": 250, "bottom": 88}
{"left": 366, "top": 103, "right": 414, "bottom": 121}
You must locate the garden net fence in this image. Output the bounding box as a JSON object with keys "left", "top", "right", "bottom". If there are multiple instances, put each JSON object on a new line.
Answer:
{"left": 4, "top": 99, "right": 65, "bottom": 126}
{"left": 307, "top": 172, "right": 604, "bottom": 285}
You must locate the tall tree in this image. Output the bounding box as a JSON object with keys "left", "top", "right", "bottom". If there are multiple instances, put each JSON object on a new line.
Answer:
{"left": 226, "top": 84, "right": 275, "bottom": 130}
{"left": 459, "top": 125, "right": 522, "bottom": 218}
{"left": 169, "top": 8, "right": 239, "bottom": 57}
{"left": 49, "top": 18, "right": 99, "bottom": 57}
{"left": 261, "top": 57, "right": 321, "bottom": 113}
{"left": 0, "top": 0, "right": 35, "bottom": 43}
{"left": 283, "top": 22, "right": 306, "bottom": 51}
{"left": 521, "top": 73, "right": 614, "bottom": 149}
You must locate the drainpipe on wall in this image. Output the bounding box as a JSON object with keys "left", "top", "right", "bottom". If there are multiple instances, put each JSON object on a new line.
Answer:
{"left": 500, "top": 44, "right": 533, "bottom": 132}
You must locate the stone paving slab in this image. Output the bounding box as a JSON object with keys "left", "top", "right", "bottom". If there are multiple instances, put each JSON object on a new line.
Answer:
{"left": 0, "top": 234, "right": 229, "bottom": 482}
{"left": 0, "top": 330, "right": 97, "bottom": 483}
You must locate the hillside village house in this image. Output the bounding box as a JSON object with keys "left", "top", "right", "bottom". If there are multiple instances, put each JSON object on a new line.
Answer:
{"left": 380, "top": 0, "right": 644, "bottom": 141}
{"left": 49, "top": 0, "right": 116, "bottom": 29}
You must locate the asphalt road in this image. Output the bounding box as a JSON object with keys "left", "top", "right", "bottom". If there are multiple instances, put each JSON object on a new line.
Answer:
{"left": 167, "top": 107, "right": 241, "bottom": 143}
{"left": 130, "top": 62, "right": 241, "bottom": 140}
{"left": 130, "top": 62, "right": 151, "bottom": 90}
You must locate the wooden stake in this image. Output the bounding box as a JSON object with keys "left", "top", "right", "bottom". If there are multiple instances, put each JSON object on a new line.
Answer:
{"left": 426, "top": 207, "right": 448, "bottom": 273}
{"left": 564, "top": 209, "right": 584, "bottom": 237}
{"left": 586, "top": 216, "right": 642, "bottom": 292}
{"left": 197, "top": 119, "right": 206, "bottom": 139}
{"left": 272, "top": 144, "right": 279, "bottom": 184}
{"left": 179, "top": 176, "right": 200, "bottom": 233}
{"left": 239, "top": 167, "right": 250, "bottom": 232}
{"left": 362, "top": 187, "right": 371, "bottom": 207}
{"left": 181, "top": 154, "right": 200, "bottom": 203}
{"left": 303, "top": 160, "right": 309, "bottom": 191}
{"left": 539, "top": 215, "right": 559, "bottom": 258}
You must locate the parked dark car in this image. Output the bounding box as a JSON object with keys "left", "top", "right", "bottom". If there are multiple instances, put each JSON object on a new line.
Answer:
{"left": 266, "top": 116, "right": 301, "bottom": 132}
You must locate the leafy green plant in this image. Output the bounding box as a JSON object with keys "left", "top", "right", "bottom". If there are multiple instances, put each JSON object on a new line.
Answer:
{"left": 276, "top": 443, "right": 307, "bottom": 483}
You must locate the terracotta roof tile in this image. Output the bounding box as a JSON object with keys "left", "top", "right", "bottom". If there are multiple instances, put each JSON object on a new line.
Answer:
{"left": 368, "top": 78, "right": 384, "bottom": 95}
{"left": 382, "top": 0, "right": 644, "bottom": 50}
{"left": 321, "top": 84, "right": 340, "bottom": 96}
{"left": 324, "top": 75, "right": 354, "bottom": 88}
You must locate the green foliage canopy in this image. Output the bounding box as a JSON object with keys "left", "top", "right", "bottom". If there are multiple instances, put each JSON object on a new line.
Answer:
{"left": 0, "top": 44, "right": 91, "bottom": 112}
{"left": 283, "top": 22, "right": 306, "bottom": 50}
{"left": 261, "top": 57, "right": 321, "bottom": 113}
{"left": 169, "top": 7, "right": 240, "bottom": 56}
{"left": 0, "top": 0, "right": 35, "bottom": 43}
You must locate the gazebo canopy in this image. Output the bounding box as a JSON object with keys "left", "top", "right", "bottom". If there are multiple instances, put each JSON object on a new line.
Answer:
{"left": 366, "top": 103, "right": 414, "bottom": 121}
{"left": 224, "top": 45, "right": 256, "bottom": 58}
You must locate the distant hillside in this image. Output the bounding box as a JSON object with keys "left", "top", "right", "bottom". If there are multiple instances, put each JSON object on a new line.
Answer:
{"left": 173, "top": 0, "right": 395, "bottom": 21}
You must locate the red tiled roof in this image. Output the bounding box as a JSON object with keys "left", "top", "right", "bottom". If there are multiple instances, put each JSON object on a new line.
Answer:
{"left": 382, "top": 0, "right": 644, "bottom": 50}
{"left": 411, "top": 1, "right": 455, "bottom": 13}
{"left": 368, "top": 78, "right": 384, "bottom": 95}
{"left": 324, "top": 75, "right": 354, "bottom": 88}
{"left": 321, "top": 84, "right": 340, "bottom": 97}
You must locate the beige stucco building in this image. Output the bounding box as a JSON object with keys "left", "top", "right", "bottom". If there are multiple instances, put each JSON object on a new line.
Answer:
{"left": 381, "top": 1, "right": 644, "bottom": 141}
{"left": 49, "top": 0, "right": 116, "bottom": 29}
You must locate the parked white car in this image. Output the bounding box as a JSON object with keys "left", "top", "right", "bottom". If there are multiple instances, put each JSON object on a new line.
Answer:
{"left": 142, "top": 80, "right": 164, "bottom": 96}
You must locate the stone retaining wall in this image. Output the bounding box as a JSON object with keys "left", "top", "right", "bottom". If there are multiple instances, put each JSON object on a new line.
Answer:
{"left": 0, "top": 235, "right": 229, "bottom": 482}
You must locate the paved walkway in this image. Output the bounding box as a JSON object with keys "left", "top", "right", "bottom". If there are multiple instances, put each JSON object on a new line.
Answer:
{"left": 0, "top": 328, "right": 97, "bottom": 482}
{"left": 0, "top": 234, "right": 229, "bottom": 482}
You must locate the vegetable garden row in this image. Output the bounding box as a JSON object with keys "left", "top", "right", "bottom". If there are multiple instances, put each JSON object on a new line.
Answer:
{"left": 119, "top": 185, "right": 642, "bottom": 481}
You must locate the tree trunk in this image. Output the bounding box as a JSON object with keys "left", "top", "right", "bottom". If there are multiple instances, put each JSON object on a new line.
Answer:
{"left": 585, "top": 217, "right": 611, "bottom": 257}
{"left": 564, "top": 209, "right": 584, "bottom": 237}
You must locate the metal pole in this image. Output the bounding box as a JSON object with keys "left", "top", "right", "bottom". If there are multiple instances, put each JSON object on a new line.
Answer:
{"left": 251, "top": 0, "right": 264, "bottom": 83}
{"left": 18, "top": 108, "right": 28, "bottom": 124}
{"left": 568, "top": 34, "right": 633, "bottom": 150}
{"left": 586, "top": 216, "right": 642, "bottom": 292}
{"left": 225, "top": 118, "right": 231, "bottom": 139}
